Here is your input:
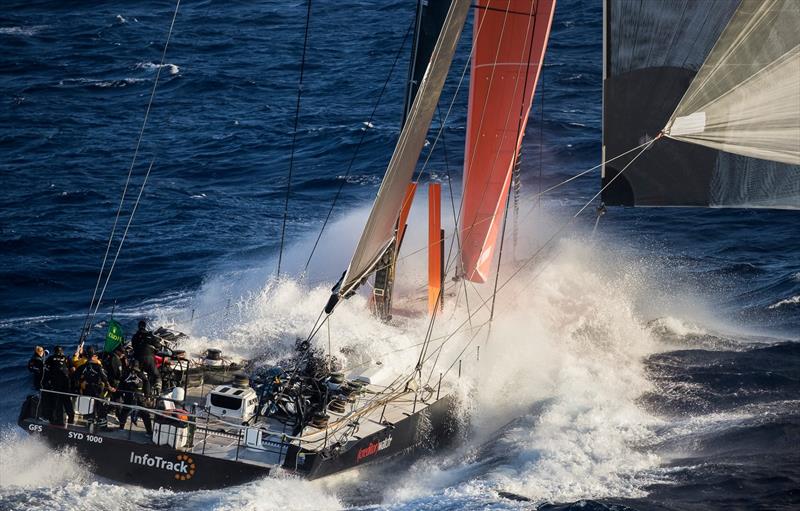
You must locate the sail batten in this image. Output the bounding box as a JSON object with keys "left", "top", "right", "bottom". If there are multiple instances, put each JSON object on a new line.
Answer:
{"left": 333, "top": 0, "right": 471, "bottom": 304}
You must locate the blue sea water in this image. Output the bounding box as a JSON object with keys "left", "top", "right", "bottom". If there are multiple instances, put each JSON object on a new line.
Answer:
{"left": 1, "top": 1, "right": 798, "bottom": 510}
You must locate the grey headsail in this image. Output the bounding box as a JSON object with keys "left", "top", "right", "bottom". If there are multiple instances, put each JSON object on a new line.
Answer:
{"left": 325, "top": 0, "right": 470, "bottom": 314}
{"left": 602, "top": 0, "right": 800, "bottom": 208}
{"left": 664, "top": 0, "right": 800, "bottom": 166}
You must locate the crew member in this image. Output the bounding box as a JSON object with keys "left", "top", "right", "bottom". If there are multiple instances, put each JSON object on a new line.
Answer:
{"left": 103, "top": 344, "right": 126, "bottom": 394}
{"left": 43, "top": 346, "right": 75, "bottom": 425}
{"left": 27, "top": 346, "right": 46, "bottom": 390}
{"left": 117, "top": 359, "right": 153, "bottom": 435}
{"left": 77, "top": 347, "right": 115, "bottom": 430}
{"left": 131, "top": 320, "right": 161, "bottom": 392}
{"left": 103, "top": 344, "right": 126, "bottom": 420}
{"left": 71, "top": 343, "right": 89, "bottom": 390}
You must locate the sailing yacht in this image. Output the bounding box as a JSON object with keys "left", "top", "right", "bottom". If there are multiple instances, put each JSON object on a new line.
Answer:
{"left": 17, "top": 0, "right": 798, "bottom": 491}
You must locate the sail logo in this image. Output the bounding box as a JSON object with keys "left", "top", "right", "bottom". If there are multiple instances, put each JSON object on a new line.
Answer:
{"left": 356, "top": 435, "right": 392, "bottom": 462}
{"left": 129, "top": 451, "right": 197, "bottom": 480}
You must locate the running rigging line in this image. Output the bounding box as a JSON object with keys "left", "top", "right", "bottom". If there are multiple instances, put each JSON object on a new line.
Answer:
{"left": 417, "top": 0, "right": 539, "bottom": 373}
{"left": 490, "top": 0, "right": 540, "bottom": 324}
{"left": 87, "top": 160, "right": 155, "bottom": 334}
{"left": 423, "top": 136, "right": 662, "bottom": 386}
{"left": 181, "top": 141, "right": 652, "bottom": 329}
{"left": 79, "top": 0, "right": 181, "bottom": 342}
{"left": 303, "top": 18, "right": 415, "bottom": 273}
{"left": 277, "top": 0, "right": 313, "bottom": 277}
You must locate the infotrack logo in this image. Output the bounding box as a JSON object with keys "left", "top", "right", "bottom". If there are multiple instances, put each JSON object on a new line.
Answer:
{"left": 129, "top": 451, "right": 197, "bottom": 480}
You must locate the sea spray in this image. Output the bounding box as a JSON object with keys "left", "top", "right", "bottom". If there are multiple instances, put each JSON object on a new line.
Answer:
{"left": 367, "top": 236, "right": 667, "bottom": 507}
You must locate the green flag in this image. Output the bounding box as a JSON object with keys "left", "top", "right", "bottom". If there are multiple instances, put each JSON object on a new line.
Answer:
{"left": 104, "top": 320, "right": 124, "bottom": 353}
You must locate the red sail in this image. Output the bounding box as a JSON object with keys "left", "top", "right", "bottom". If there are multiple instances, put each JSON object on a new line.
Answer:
{"left": 460, "top": 0, "right": 555, "bottom": 282}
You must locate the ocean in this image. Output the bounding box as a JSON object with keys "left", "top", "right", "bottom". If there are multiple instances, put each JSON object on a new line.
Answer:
{"left": 1, "top": 1, "right": 798, "bottom": 510}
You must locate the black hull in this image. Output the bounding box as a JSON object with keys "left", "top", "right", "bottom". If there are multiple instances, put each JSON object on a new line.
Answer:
{"left": 300, "top": 393, "right": 459, "bottom": 479}
{"left": 18, "top": 396, "right": 270, "bottom": 490}
{"left": 18, "top": 394, "right": 459, "bottom": 490}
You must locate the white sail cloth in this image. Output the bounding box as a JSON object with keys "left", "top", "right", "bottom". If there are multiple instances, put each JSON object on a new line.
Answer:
{"left": 665, "top": 0, "right": 800, "bottom": 165}
{"left": 336, "top": 0, "right": 470, "bottom": 298}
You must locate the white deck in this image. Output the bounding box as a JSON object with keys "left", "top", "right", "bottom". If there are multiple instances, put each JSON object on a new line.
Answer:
{"left": 89, "top": 376, "right": 440, "bottom": 469}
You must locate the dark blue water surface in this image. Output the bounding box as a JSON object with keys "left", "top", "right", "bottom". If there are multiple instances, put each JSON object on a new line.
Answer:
{"left": 1, "top": 1, "right": 798, "bottom": 510}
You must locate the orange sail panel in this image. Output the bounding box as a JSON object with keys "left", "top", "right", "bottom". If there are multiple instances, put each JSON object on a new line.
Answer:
{"left": 460, "top": 0, "right": 555, "bottom": 282}
{"left": 397, "top": 183, "right": 417, "bottom": 247}
{"left": 428, "top": 183, "right": 442, "bottom": 314}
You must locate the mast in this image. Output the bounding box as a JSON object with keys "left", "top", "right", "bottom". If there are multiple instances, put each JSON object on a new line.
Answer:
{"left": 373, "top": 0, "right": 453, "bottom": 321}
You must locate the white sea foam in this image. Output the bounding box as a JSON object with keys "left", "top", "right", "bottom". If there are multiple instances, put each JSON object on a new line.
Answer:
{"left": 1, "top": 204, "right": 710, "bottom": 509}
{"left": 0, "top": 428, "right": 90, "bottom": 490}
{"left": 768, "top": 295, "right": 800, "bottom": 309}
{"left": 375, "top": 233, "right": 666, "bottom": 506}
{"left": 0, "top": 26, "right": 44, "bottom": 36}
{"left": 0, "top": 430, "right": 338, "bottom": 510}
{"left": 649, "top": 316, "right": 707, "bottom": 337}
{"left": 151, "top": 205, "right": 672, "bottom": 506}
{"left": 58, "top": 77, "right": 147, "bottom": 88}
{"left": 136, "top": 62, "right": 180, "bottom": 75}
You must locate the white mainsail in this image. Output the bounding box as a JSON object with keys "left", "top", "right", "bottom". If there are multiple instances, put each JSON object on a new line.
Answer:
{"left": 665, "top": 0, "right": 800, "bottom": 165}
{"left": 328, "top": 0, "right": 470, "bottom": 309}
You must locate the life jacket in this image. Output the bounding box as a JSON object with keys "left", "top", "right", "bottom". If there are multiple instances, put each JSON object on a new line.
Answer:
{"left": 45, "top": 354, "right": 71, "bottom": 389}
{"left": 80, "top": 361, "right": 106, "bottom": 396}
{"left": 122, "top": 369, "right": 145, "bottom": 393}
{"left": 102, "top": 351, "right": 124, "bottom": 386}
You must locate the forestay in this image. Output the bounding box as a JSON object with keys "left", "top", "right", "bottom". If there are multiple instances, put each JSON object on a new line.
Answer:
{"left": 665, "top": 0, "right": 800, "bottom": 166}
{"left": 331, "top": 0, "right": 471, "bottom": 305}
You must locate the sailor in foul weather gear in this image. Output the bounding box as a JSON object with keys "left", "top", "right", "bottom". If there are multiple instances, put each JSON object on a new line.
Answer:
{"left": 27, "top": 346, "right": 45, "bottom": 390}
{"left": 43, "top": 346, "right": 75, "bottom": 425}
{"left": 103, "top": 344, "right": 126, "bottom": 393}
{"left": 71, "top": 343, "right": 90, "bottom": 389}
{"left": 131, "top": 319, "right": 161, "bottom": 392}
{"left": 103, "top": 344, "right": 127, "bottom": 420}
{"left": 77, "top": 347, "right": 115, "bottom": 430}
{"left": 117, "top": 359, "right": 152, "bottom": 435}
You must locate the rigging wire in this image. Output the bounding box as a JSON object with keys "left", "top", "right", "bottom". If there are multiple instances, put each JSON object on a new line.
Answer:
{"left": 369, "top": 138, "right": 651, "bottom": 276}
{"left": 277, "top": 0, "right": 313, "bottom": 277}
{"left": 415, "top": 0, "right": 538, "bottom": 372}
{"left": 447, "top": 0, "right": 541, "bottom": 281}
{"left": 87, "top": 160, "right": 155, "bottom": 330}
{"left": 78, "top": 0, "right": 181, "bottom": 342}
{"left": 303, "top": 18, "right": 415, "bottom": 273}
{"left": 174, "top": 140, "right": 652, "bottom": 328}
{"left": 489, "top": 0, "right": 540, "bottom": 324}
{"left": 424, "top": 135, "right": 662, "bottom": 385}
{"left": 437, "top": 102, "right": 474, "bottom": 330}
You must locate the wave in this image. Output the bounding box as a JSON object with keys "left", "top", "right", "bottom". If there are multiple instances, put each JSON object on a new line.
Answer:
{"left": 0, "top": 430, "right": 340, "bottom": 511}
{"left": 105, "top": 207, "right": 672, "bottom": 508}
{"left": 58, "top": 77, "right": 146, "bottom": 89}
{"left": 135, "top": 62, "right": 180, "bottom": 75}
{"left": 649, "top": 316, "right": 707, "bottom": 338}
{"left": 0, "top": 26, "right": 45, "bottom": 36}
{"left": 768, "top": 295, "right": 800, "bottom": 309}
